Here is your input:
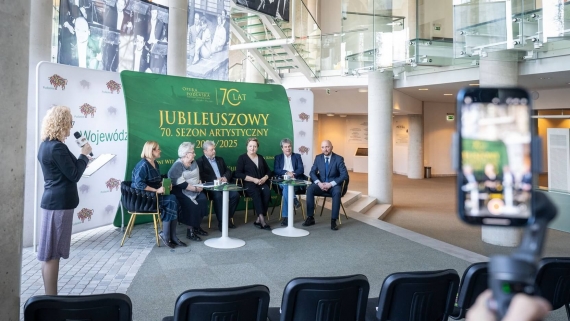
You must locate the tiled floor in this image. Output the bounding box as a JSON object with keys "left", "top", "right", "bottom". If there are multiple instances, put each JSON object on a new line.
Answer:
{"left": 20, "top": 223, "right": 155, "bottom": 318}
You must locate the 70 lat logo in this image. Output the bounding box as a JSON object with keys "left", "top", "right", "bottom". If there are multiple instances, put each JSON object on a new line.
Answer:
{"left": 219, "top": 88, "right": 246, "bottom": 106}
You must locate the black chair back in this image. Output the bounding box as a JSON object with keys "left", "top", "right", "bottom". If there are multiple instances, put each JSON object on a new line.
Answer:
{"left": 24, "top": 293, "right": 132, "bottom": 321}
{"left": 163, "top": 284, "right": 270, "bottom": 321}
{"left": 535, "top": 257, "right": 570, "bottom": 316}
{"left": 121, "top": 181, "right": 158, "bottom": 212}
{"left": 451, "top": 262, "right": 488, "bottom": 320}
{"left": 372, "top": 269, "right": 460, "bottom": 321}
{"left": 271, "top": 274, "right": 369, "bottom": 321}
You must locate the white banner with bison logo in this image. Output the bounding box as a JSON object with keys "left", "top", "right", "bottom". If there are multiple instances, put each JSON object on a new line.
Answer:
{"left": 286, "top": 89, "right": 314, "bottom": 177}
{"left": 36, "top": 62, "right": 127, "bottom": 240}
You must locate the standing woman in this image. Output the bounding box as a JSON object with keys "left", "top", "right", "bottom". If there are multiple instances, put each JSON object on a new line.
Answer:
{"left": 235, "top": 138, "right": 273, "bottom": 230}
{"left": 168, "top": 142, "right": 209, "bottom": 242}
{"left": 132, "top": 141, "right": 185, "bottom": 248}
{"left": 37, "top": 105, "right": 92, "bottom": 295}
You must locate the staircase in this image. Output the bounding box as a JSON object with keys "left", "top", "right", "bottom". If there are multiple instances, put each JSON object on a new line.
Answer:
{"left": 229, "top": 0, "right": 320, "bottom": 83}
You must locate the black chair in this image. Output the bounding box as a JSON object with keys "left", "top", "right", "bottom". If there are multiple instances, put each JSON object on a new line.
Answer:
{"left": 24, "top": 293, "right": 132, "bottom": 321}
{"left": 317, "top": 179, "right": 350, "bottom": 224}
{"left": 366, "top": 269, "right": 460, "bottom": 321}
{"left": 450, "top": 262, "right": 488, "bottom": 320}
{"left": 162, "top": 284, "right": 270, "bottom": 321}
{"left": 268, "top": 274, "right": 370, "bottom": 321}
{"left": 535, "top": 257, "right": 570, "bottom": 320}
{"left": 120, "top": 180, "right": 162, "bottom": 247}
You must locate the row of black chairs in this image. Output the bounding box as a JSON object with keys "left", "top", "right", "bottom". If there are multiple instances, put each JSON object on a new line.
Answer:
{"left": 23, "top": 258, "right": 570, "bottom": 321}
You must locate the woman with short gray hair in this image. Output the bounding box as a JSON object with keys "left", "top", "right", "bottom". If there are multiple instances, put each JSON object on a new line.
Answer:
{"left": 168, "top": 142, "right": 209, "bottom": 241}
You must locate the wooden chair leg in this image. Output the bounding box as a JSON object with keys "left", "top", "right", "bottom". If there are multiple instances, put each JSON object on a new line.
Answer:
{"left": 300, "top": 199, "right": 306, "bottom": 220}
{"left": 208, "top": 200, "right": 213, "bottom": 229}
{"left": 320, "top": 197, "right": 327, "bottom": 216}
{"left": 152, "top": 214, "right": 160, "bottom": 247}
{"left": 279, "top": 196, "right": 284, "bottom": 220}
{"left": 120, "top": 214, "right": 136, "bottom": 246}
{"left": 244, "top": 198, "right": 249, "bottom": 223}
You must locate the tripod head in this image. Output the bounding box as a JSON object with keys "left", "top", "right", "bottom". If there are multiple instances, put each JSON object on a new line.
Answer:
{"left": 488, "top": 191, "right": 558, "bottom": 318}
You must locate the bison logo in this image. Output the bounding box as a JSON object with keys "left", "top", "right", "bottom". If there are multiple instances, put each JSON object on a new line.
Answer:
{"left": 79, "top": 185, "right": 90, "bottom": 193}
{"left": 48, "top": 74, "right": 68, "bottom": 90}
{"left": 298, "top": 112, "right": 310, "bottom": 122}
{"left": 105, "top": 178, "right": 122, "bottom": 192}
{"left": 299, "top": 97, "right": 307, "bottom": 104}
{"left": 80, "top": 103, "right": 96, "bottom": 117}
{"left": 106, "top": 80, "right": 121, "bottom": 93}
{"left": 299, "top": 130, "right": 306, "bottom": 137}
{"left": 105, "top": 205, "right": 115, "bottom": 214}
{"left": 77, "top": 208, "right": 94, "bottom": 223}
{"left": 108, "top": 106, "right": 117, "bottom": 115}
{"left": 298, "top": 146, "right": 310, "bottom": 155}
{"left": 80, "top": 80, "right": 90, "bottom": 89}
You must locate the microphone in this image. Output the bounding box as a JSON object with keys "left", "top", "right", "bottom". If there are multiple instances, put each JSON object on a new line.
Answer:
{"left": 74, "top": 131, "right": 93, "bottom": 156}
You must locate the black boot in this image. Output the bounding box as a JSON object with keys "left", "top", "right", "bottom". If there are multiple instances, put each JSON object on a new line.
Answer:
{"left": 186, "top": 228, "right": 202, "bottom": 241}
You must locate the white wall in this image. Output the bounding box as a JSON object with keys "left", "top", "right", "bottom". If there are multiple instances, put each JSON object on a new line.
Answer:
{"left": 534, "top": 87, "right": 570, "bottom": 110}
{"left": 313, "top": 88, "right": 422, "bottom": 114}
{"left": 423, "top": 101, "right": 455, "bottom": 175}
{"left": 393, "top": 115, "right": 409, "bottom": 175}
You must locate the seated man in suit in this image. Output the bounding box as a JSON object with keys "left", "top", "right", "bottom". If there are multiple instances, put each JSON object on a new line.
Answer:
{"left": 274, "top": 138, "right": 306, "bottom": 226}
{"left": 303, "top": 140, "right": 349, "bottom": 231}
{"left": 196, "top": 140, "right": 239, "bottom": 231}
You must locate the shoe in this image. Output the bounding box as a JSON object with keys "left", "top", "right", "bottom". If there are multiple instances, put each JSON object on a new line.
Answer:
{"left": 172, "top": 239, "right": 188, "bottom": 247}
{"left": 331, "top": 219, "right": 338, "bottom": 231}
{"left": 280, "top": 219, "right": 288, "bottom": 226}
{"left": 253, "top": 221, "right": 262, "bottom": 229}
{"left": 261, "top": 224, "right": 271, "bottom": 230}
{"left": 195, "top": 227, "right": 208, "bottom": 236}
{"left": 294, "top": 198, "right": 301, "bottom": 209}
{"left": 186, "top": 229, "right": 202, "bottom": 242}
{"left": 228, "top": 221, "right": 236, "bottom": 229}
{"left": 159, "top": 232, "right": 175, "bottom": 249}
{"left": 302, "top": 216, "right": 315, "bottom": 226}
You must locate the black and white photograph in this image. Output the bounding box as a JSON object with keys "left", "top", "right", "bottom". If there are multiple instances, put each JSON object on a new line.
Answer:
{"left": 234, "top": 0, "right": 290, "bottom": 21}
{"left": 57, "top": 0, "right": 169, "bottom": 74}
{"left": 186, "top": 1, "right": 230, "bottom": 80}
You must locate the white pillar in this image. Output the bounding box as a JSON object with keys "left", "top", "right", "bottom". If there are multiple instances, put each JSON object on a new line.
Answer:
{"left": 1, "top": 0, "right": 30, "bottom": 318}
{"left": 407, "top": 114, "right": 423, "bottom": 179}
{"left": 167, "top": 0, "right": 189, "bottom": 76}
{"left": 479, "top": 50, "right": 522, "bottom": 246}
{"left": 245, "top": 51, "right": 265, "bottom": 83}
{"left": 368, "top": 71, "right": 393, "bottom": 204}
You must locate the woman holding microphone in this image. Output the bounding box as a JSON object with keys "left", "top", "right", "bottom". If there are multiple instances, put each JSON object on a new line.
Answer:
{"left": 37, "top": 105, "right": 92, "bottom": 295}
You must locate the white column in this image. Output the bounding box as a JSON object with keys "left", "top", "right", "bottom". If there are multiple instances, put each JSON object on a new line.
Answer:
{"left": 167, "top": 0, "right": 189, "bottom": 76}
{"left": 407, "top": 114, "right": 423, "bottom": 179}
{"left": 245, "top": 51, "right": 265, "bottom": 83}
{"left": 1, "top": 0, "right": 30, "bottom": 318}
{"left": 479, "top": 50, "right": 522, "bottom": 246}
{"left": 368, "top": 71, "right": 393, "bottom": 204}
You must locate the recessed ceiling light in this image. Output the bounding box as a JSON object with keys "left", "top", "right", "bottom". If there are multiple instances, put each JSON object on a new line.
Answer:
{"left": 339, "top": 114, "right": 347, "bottom": 117}
{"left": 418, "top": 88, "right": 429, "bottom": 91}
{"left": 539, "top": 77, "right": 552, "bottom": 80}
{"left": 358, "top": 88, "right": 368, "bottom": 93}
{"left": 444, "top": 94, "right": 453, "bottom": 96}
{"left": 469, "top": 83, "right": 479, "bottom": 86}
{"left": 326, "top": 113, "right": 335, "bottom": 116}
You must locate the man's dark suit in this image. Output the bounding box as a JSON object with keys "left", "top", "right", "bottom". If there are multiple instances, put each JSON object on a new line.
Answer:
{"left": 196, "top": 155, "right": 239, "bottom": 225}
{"left": 306, "top": 152, "right": 349, "bottom": 220}
{"left": 273, "top": 153, "right": 305, "bottom": 179}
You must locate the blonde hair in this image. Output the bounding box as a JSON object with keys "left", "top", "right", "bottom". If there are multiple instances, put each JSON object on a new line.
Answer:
{"left": 141, "top": 141, "right": 159, "bottom": 158}
{"left": 41, "top": 105, "right": 72, "bottom": 141}
{"left": 246, "top": 137, "right": 259, "bottom": 147}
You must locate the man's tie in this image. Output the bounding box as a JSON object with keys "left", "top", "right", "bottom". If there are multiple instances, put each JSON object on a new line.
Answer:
{"left": 325, "top": 157, "right": 329, "bottom": 182}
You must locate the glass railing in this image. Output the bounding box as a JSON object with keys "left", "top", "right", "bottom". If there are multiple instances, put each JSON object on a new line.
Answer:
{"left": 340, "top": 11, "right": 405, "bottom": 75}
{"left": 228, "top": 35, "right": 266, "bottom": 82}
{"left": 230, "top": 0, "right": 321, "bottom": 78}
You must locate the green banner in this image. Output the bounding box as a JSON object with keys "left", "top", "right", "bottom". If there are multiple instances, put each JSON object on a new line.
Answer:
{"left": 114, "top": 71, "right": 293, "bottom": 226}
{"left": 462, "top": 138, "right": 509, "bottom": 176}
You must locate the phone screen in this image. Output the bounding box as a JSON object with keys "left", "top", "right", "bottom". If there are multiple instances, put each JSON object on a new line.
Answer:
{"left": 457, "top": 88, "right": 533, "bottom": 225}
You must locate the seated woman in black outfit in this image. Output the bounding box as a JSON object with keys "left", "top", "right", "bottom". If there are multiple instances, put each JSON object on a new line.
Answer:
{"left": 132, "top": 141, "right": 185, "bottom": 249}
{"left": 235, "top": 137, "right": 273, "bottom": 230}
{"left": 168, "top": 142, "right": 209, "bottom": 242}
